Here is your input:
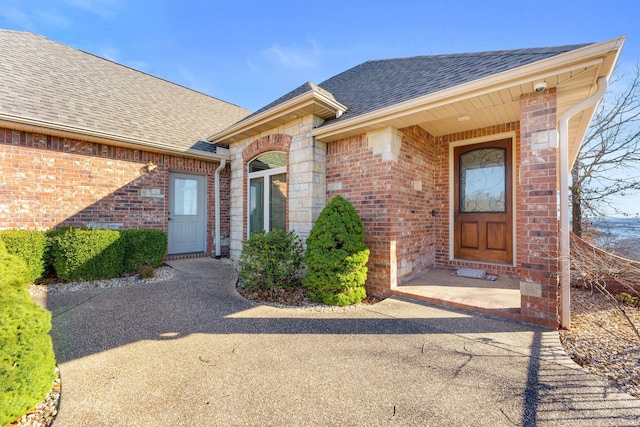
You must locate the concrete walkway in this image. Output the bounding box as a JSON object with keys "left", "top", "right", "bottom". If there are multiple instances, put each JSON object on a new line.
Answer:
{"left": 46, "top": 258, "right": 640, "bottom": 426}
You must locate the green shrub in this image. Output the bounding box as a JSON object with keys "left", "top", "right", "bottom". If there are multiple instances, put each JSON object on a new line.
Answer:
{"left": 0, "top": 250, "right": 56, "bottom": 425}
{"left": 0, "top": 230, "right": 48, "bottom": 283}
{"left": 139, "top": 265, "right": 155, "bottom": 279}
{"left": 303, "top": 196, "right": 370, "bottom": 306}
{"left": 121, "top": 229, "right": 167, "bottom": 272}
{"left": 50, "top": 227, "right": 124, "bottom": 281}
{"left": 617, "top": 292, "right": 640, "bottom": 306}
{"left": 239, "top": 229, "right": 304, "bottom": 291}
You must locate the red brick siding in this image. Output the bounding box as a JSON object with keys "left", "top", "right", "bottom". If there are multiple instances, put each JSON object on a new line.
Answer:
{"left": 326, "top": 126, "right": 436, "bottom": 296}
{"left": 327, "top": 134, "right": 389, "bottom": 295}
{"left": 0, "top": 127, "right": 230, "bottom": 256}
{"left": 517, "top": 89, "right": 559, "bottom": 328}
{"left": 389, "top": 126, "right": 437, "bottom": 282}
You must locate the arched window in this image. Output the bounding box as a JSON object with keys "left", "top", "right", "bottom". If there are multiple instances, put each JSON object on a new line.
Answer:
{"left": 247, "top": 152, "right": 287, "bottom": 235}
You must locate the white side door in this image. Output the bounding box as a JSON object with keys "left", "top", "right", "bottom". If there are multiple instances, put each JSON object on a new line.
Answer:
{"left": 168, "top": 172, "right": 206, "bottom": 254}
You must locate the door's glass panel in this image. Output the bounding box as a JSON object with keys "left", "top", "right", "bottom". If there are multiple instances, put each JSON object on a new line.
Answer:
{"left": 460, "top": 148, "right": 506, "bottom": 212}
{"left": 174, "top": 178, "right": 198, "bottom": 215}
{"left": 269, "top": 173, "right": 287, "bottom": 231}
{"left": 249, "top": 152, "right": 286, "bottom": 172}
{"left": 249, "top": 177, "right": 264, "bottom": 233}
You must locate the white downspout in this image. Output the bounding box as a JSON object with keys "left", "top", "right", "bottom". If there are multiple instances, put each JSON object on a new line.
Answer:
{"left": 559, "top": 76, "right": 608, "bottom": 329}
{"left": 214, "top": 159, "right": 226, "bottom": 258}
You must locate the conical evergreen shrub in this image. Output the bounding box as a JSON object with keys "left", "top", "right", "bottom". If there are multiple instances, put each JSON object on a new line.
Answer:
{"left": 303, "top": 195, "right": 370, "bottom": 305}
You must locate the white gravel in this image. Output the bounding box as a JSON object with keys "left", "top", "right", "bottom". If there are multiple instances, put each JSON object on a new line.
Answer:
{"left": 28, "top": 266, "right": 174, "bottom": 295}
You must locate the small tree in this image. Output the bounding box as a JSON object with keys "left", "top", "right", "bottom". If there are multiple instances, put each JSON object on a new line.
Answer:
{"left": 303, "top": 196, "right": 370, "bottom": 306}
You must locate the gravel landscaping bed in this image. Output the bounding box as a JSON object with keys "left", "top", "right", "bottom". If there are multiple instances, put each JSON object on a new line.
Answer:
{"left": 560, "top": 286, "right": 640, "bottom": 398}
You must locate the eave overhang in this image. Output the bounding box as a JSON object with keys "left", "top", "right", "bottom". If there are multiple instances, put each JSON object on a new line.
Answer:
{"left": 0, "top": 114, "right": 229, "bottom": 161}
{"left": 311, "top": 36, "right": 625, "bottom": 163}
{"left": 207, "top": 87, "right": 348, "bottom": 145}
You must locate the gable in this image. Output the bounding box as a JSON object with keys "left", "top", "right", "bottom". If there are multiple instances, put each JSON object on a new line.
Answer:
{"left": 318, "top": 44, "right": 592, "bottom": 125}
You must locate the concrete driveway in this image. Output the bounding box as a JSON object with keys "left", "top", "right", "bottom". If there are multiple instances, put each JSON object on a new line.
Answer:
{"left": 46, "top": 258, "right": 640, "bottom": 426}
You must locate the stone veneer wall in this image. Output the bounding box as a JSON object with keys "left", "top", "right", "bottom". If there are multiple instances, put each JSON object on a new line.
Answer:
{"left": 228, "top": 114, "right": 325, "bottom": 260}
{"left": 0, "top": 127, "right": 230, "bottom": 256}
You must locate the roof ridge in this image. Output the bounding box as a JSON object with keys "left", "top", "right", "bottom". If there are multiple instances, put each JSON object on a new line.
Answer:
{"left": 3, "top": 29, "right": 248, "bottom": 111}
{"left": 78, "top": 47, "right": 248, "bottom": 109}
{"left": 361, "top": 43, "right": 594, "bottom": 64}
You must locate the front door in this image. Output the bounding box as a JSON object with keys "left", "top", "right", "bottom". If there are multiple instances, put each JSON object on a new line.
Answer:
{"left": 454, "top": 139, "right": 512, "bottom": 264}
{"left": 168, "top": 172, "right": 206, "bottom": 254}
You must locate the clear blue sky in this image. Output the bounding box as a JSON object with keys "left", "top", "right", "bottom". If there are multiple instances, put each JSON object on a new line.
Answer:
{"left": 2, "top": 0, "right": 640, "bottom": 215}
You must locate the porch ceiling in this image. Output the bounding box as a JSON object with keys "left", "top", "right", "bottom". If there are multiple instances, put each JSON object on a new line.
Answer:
{"left": 414, "top": 62, "right": 604, "bottom": 153}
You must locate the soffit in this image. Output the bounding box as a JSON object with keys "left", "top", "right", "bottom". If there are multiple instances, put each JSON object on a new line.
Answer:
{"left": 312, "top": 38, "right": 623, "bottom": 161}
{"left": 208, "top": 88, "right": 347, "bottom": 144}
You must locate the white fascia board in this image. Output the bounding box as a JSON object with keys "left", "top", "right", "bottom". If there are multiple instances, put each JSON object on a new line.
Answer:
{"left": 0, "top": 114, "right": 228, "bottom": 161}
{"left": 207, "top": 88, "right": 348, "bottom": 143}
{"left": 313, "top": 36, "right": 625, "bottom": 141}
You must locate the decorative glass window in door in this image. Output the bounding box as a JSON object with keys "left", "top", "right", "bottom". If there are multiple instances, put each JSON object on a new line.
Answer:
{"left": 248, "top": 152, "right": 287, "bottom": 235}
{"left": 459, "top": 148, "right": 506, "bottom": 212}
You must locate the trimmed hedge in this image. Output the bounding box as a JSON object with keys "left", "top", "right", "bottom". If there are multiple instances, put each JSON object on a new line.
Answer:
{"left": 50, "top": 227, "right": 125, "bottom": 281}
{"left": 303, "top": 196, "right": 370, "bottom": 306}
{"left": 121, "top": 229, "right": 167, "bottom": 272}
{"left": 0, "top": 244, "right": 56, "bottom": 425}
{"left": 0, "top": 227, "right": 167, "bottom": 283}
{"left": 0, "top": 230, "right": 48, "bottom": 283}
{"left": 239, "top": 229, "right": 304, "bottom": 290}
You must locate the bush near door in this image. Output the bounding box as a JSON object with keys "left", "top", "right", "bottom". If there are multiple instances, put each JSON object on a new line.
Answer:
{"left": 303, "top": 195, "right": 370, "bottom": 306}
{"left": 50, "top": 227, "right": 125, "bottom": 282}
{"left": 121, "top": 229, "right": 167, "bottom": 271}
{"left": 239, "top": 229, "right": 304, "bottom": 291}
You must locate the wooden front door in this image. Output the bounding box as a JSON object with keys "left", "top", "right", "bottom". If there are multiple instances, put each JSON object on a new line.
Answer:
{"left": 454, "top": 139, "right": 513, "bottom": 264}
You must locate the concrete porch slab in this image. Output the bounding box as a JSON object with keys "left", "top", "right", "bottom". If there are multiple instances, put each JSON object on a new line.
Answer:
{"left": 392, "top": 268, "right": 521, "bottom": 312}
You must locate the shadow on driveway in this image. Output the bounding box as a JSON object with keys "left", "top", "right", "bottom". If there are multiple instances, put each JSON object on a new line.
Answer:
{"left": 46, "top": 258, "right": 640, "bottom": 426}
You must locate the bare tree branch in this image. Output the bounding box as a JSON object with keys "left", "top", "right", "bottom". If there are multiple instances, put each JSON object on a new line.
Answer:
{"left": 572, "top": 64, "right": 640, "bottom": 233}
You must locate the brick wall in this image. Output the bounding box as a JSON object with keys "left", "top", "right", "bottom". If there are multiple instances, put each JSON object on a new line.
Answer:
{"left": 327, "top": 134, "right": 389, "bottom": 295}
{"left": 517, "top": 89, "right": 559, "bottom": 328}
{"left": 326, "top": 112, "right": 561, "bottom": 327}
{"left": 389, "top": 126, "right": 437, "bottom": 282}
{"left": 0, "top": 127, "right": 230, "bottom": 256}
{"left": 326, "top": 125, "right": 436, "bottom": 296}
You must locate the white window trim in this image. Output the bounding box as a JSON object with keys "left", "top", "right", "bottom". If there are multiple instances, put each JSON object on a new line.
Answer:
{"left": 247, "top": 165, "right": 286, "bottom": 238}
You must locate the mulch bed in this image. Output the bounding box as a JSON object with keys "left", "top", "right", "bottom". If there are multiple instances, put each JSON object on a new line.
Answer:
{"left": 236, "top": 284, "right": 383, "bottom": 307}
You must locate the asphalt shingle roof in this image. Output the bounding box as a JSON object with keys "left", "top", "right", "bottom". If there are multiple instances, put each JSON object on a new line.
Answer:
{"left": 252, "top": 44, "right": 592, "bottom": 127}
{"left": 0, "top": 30, "right": 251, "bottom": 152}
